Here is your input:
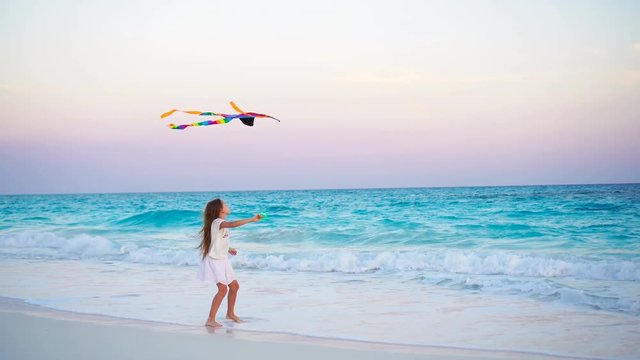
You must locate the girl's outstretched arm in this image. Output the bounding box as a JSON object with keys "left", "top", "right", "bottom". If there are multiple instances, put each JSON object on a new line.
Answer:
{"left": 220, "top": 214, "right": 262, "bottom": 229}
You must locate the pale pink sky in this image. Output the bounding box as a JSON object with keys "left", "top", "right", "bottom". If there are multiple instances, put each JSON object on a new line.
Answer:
{"left": 1, "top": 0, "right": 639, "bottom": 194}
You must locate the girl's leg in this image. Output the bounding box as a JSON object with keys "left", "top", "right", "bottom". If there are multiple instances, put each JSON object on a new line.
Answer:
{"left": 205, "top": 283, "right": 228, "bottom": 327}
{"left": 226, "top": 280, "right": 241, "bottom": 322}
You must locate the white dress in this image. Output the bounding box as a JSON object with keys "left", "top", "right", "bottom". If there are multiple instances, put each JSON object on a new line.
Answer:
{"left": 197, "top": 218, "right": 236, "bottom": 285}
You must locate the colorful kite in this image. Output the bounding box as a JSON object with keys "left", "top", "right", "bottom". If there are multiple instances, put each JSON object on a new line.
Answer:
{"left": 161, "top": 101, "right": 280, "bottom": 130}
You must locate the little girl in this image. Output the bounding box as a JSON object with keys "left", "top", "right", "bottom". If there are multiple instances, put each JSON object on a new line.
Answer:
{"left": 197, "top": 198, "right": 262, "bottom": 328}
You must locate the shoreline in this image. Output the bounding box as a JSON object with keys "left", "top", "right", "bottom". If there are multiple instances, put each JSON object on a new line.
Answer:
{"left": 0, "top": 296, "right": 597, "bottom": 360}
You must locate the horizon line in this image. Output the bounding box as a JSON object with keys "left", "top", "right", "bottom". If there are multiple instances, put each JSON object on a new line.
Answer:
{"left": 2, "top": 181, "right": 639, "bottom": 197}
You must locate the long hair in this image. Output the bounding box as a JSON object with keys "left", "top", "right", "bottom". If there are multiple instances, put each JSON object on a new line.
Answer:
{"left": 197, "top": 199, "right": 223, "bottom": 259}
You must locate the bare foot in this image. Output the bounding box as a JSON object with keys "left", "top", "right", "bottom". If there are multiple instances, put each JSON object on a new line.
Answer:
{"left": 226, "top": 314, "right": 242, "bottom": 323}
{"left": 205, "top": 319, "right": 223, "bottom": 328}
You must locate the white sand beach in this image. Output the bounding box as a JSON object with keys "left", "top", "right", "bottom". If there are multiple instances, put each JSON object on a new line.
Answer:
{"left": 0, "top": 297, "right": 578, "bottom": 360}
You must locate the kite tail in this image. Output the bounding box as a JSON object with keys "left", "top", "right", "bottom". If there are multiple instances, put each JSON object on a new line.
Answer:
{"left": 229, "top": 101, "right": 245, "bottom": 113}
{"left": 161, "top": 109, "right": 221, "bottom": 118}
{"left": 161, "top": 109, "right": 179, "bottom": 118}
{"left": 168, "top": 118, "right": 232, "bottom": 130}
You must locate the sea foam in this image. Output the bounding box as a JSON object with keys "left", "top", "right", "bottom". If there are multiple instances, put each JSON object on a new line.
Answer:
{"left": 2, "top": 230, "right": 638, "bottom": 281}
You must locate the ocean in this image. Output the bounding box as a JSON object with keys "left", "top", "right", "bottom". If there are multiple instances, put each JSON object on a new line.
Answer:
{"left": 1, "top": 184, "right": 639, "bottom": 359}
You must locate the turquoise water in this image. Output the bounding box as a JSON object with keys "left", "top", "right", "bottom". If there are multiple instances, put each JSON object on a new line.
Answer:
{"left": 1, "top": 184, "right": 639, "bottom": 314}
{"left": 1, "top": 184, "right": 640, "bottom": 358}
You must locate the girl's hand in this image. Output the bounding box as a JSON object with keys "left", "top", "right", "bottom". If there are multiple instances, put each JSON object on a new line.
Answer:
{"left": 228, "top": 248, "right": 238, "bottom": 256}
{"left": 254, "top": 213, "right": 264, "bottom": 222}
